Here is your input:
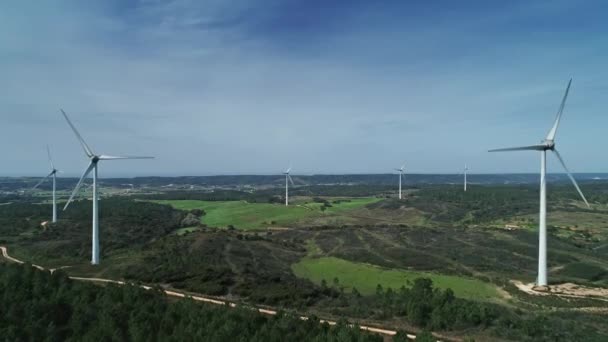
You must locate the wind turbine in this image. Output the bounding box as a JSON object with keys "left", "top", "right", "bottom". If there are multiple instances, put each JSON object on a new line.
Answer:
{"left": 32, "top": 146, "right": 61, "bottom": 223}
{"left": 489, "top": 79, "right": 589, "bottom": 287}
{"left": 464, "top": 164, "right": 468, "bottom": 192}
{"left": 284, "top": 166, "right": 294, "bottom": 206}
{"left": 60, "top": 109, "right": 153, "bottom": 265}
{"left": 394, "top": 164, "right": 405, "bottom": 199}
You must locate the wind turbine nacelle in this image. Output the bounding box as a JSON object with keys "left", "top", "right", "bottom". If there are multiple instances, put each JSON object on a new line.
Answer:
{"left": 541, "top": 140, "right": 555, "bottom": 150}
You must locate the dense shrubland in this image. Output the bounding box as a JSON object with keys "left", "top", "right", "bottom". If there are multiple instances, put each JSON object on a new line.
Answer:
{"left": 0, "top": 263, "right": 383, "bottom": 341}
{"left": 320, "top": 277, "right": 604, "bottom": 341}
{"left": 0, "top": 199, "right": 191, "bottom": 261}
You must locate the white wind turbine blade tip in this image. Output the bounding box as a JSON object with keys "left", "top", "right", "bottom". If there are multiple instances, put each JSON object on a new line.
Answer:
{"left": 545, "top": 78, "right": 572, "bottom": 141}
{"left": 60, "top": 109, "right": 94, "bottom": 157}
{"left": 553, "top": 150, "right": 590, "bottom": 208}
{"left": 64, "top": 161, "right": 96, "bottom": 210}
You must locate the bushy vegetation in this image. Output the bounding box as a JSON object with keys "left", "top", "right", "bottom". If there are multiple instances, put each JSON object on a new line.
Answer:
{"left": 554, "top": 262, "right": 608, "bottom": 282}
{"left": 3, "top": 182, "right": 608, "bottom": 341}
{"left": 0, "top": 263, "right": 383, "bottom": 341}
{"left": 139, "top": 190, "right": 279, "bottom": 203}
{"left": 397, "top": 186, "right": 539, "bottom": 224}
{"left": 324, "top": 277, "right": 604, "bottom": 341}
{"left": 0, "top": 199, "right": 190, "bottom": 262}
{"left": 122, "top": 231, "right": 322, "bottom": 307}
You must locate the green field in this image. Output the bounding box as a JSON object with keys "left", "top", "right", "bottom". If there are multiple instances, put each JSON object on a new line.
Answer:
{"left": 291, "top": 256, "right": 502, "bottom": 301}
{"left": 153, "top": 198, "right": 381, "bottom": 229}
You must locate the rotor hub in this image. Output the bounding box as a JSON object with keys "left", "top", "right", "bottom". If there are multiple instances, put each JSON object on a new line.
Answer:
{"left": 542, "top": 140, "right": 555, "bottom": 150}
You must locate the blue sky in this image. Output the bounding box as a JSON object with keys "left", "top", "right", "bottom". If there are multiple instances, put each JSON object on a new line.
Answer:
{"left": 1, "top": 0, "right": 608, "bottom": 176}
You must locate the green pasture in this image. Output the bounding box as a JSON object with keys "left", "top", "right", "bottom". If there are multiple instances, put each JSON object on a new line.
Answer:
{"left": 291, "top": 256, "right": 502, "bottom": 301}
{"left": 153, "top": 198, "right": 381, "bottom": 229}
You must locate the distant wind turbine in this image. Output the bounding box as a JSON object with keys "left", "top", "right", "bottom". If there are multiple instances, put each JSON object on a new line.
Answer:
{"left": 122, "top": 183, "right": 135, "bottom": 193}
{"left": 61, "top": 109, "right": 153, "bottom": 265}
{"left": 394, "top": 164, "right": 405, "bottom": 199}
{"left": 284, "top": 166, "right": 294, "bottom": 206}
{"left": 489, "top": 79, "right": 589, "bottom": 287}
{"left": 32, "top": 146, "right": 61, "bottom": 223}
{"left": 464, "top": 164, "right": 468, "bottom": 192}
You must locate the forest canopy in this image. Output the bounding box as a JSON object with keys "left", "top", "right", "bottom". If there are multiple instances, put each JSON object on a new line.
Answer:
{"left": 0, "top": 263, "right": 383, "bottom": 341}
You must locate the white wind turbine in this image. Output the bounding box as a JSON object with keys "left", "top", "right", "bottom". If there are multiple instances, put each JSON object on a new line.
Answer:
{"left": 489, "top": 79, "right": 589, "bottom": 287}
{"left": 61, "top": 109, "right": 153, "bottom": 265}
{"left": 464, "top": 164, "right": 468, "bottom": 192}
{"left": 32, "top": 146, "right": 61, "bottom": 223}
{"left": 283, "top": 166, "right": 295, "bottom": 206}
{"left": 394, "top": 164, "right": 405, "bottom": 199}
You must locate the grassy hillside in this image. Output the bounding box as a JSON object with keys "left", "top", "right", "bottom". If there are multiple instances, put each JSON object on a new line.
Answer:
{"left": 292, "top": 256, "right": 501, "bottom": 300}
{"left": 153, "top": 198, "right": 382, "bottom": 229}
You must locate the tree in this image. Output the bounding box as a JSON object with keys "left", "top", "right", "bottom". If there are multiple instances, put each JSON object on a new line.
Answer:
{"left": 180, "top": 213, "right": 200, "bottom": 227}
{"left": 393, "top": 330, "right": 411, "bottom": 342}
{"left": 0, "top": 263, "right": 384, "bottom": 342}
{"left": 333, "top": 277, "right": 340, "bottom": 288}
{"left": 416, "top": 330, "right": 435, "bottom": 342}
{"left": 375, "top": 284, "right": 384, "bottom": 297}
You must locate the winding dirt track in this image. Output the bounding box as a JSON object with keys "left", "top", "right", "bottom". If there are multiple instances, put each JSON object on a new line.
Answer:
{"left": 0, "top": 246, "right": 428, "bottom": 341}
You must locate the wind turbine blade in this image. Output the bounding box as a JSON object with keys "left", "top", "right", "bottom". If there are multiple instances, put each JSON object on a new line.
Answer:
{"left": 60, "top": 109, "right": 94, "bottom": 157}
{"left": 553, "top": 150, "right": 589, "bottom": 207}
{"left": 64, "top": 161, "right": 95, "bottom": 210}
{"left": 46, "top": 145, "right": 55, "bottom": 170}
{"left": 32, "top": 171, "right": 54, "bottom": 190}
{"left": 546, "top": 78, "right": 572, "bottom": 141}
{"left": 489, "top": 145, "right": 545, "bottom": 152}
{"left": 288, "top": 174, "right": 295, "bottom": 186}
{"left": 98, "top": 155, "right": 154, "bottom": 160}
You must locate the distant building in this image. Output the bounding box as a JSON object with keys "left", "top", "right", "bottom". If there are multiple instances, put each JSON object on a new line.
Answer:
{"left": 505, "top": 224, "right": 519, "bottom": 231}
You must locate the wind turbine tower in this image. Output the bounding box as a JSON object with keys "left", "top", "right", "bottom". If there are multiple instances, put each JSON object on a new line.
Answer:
{"left": 489, "top": 79, "right": 589, "bottom": 287}
{"left": 464, "top": 164, "right": 468, "bottom": 192}
{"left": 32, "top": 146, "right": 61, "bottom": 223}
{"left": 61, "top": 109, "right": 153, "bottom": 265}
{"left": 284, "top": 166, "right": 294, "bottom": 206}
{"left": 394, "top": 164, "right": 405, "bottom": 199}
